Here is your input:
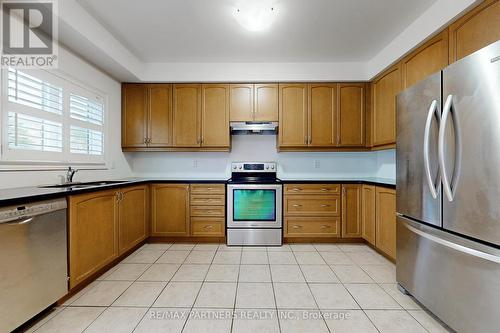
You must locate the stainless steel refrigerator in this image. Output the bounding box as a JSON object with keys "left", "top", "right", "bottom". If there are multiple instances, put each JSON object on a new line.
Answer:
{"left": 396, "top": 40, "right": 500, "bottom": 333}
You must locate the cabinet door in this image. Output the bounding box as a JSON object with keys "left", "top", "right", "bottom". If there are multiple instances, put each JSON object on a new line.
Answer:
{"left": 362, "top": 185, "right": 376, "bottom": 245}
{"left": 341, "top": 185, "right": 362, "bottom": 238}
{"left": 69, "top": 190, "right": 119, "bottom": 289}
{"left": 119, "top": 185, "right": 148, "bottom": 254}
{"left": 173, "top": 84, "right": 201, "bottom": 147}
{"left": 372, "top": 64, "right": 401, "bottom": 146}
{"left": 279, "top": 84, "right": 308, "bottom": 147}
{"left": 151, "top": 184, "right": 190, "bottom": 236}
{"left": 449, "top": 0, "right": 500, "bottom": 63}
{"left": 201, "top": 84, "right": 230, "bottom": 147}
{"left": 309, "top": 84, "right": 336, "bottom": 147}
{"left": 401, "top": 31, "right": 449, "bottom": 89}
{"left": 337, "top": 83, "right": 365, "bottom": 147}
{"left": 254, "top": 84, "right": 278, "bottom": 121}
{"left": 122, "top": 84, "right": 147, "bottom": 147}
{"left": 376, "top": 187, "right": 396, "bottom": 259}
{"left": 148, "top": 84, "right": 173, "bottom": 147}
{"left": 230, "top": 84, "right": 254, "bottom": 121}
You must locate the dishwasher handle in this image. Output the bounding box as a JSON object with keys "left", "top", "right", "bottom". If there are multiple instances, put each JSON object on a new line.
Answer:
{"left": 0, "top": 217, "right": 34, "bottom": 226}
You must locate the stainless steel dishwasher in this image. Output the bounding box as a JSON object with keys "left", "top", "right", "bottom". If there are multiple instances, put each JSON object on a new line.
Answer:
{"left": 0, "top": 198, "right": 68, "bottom": 332}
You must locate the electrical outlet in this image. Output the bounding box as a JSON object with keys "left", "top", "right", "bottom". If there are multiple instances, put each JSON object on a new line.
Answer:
{"left": 314, "top": 160, "right": 320, "bottom": 169}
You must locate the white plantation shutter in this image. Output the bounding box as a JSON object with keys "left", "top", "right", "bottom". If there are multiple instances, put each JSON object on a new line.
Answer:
{"left": 1, "top": 68, "right": 107, "bottom": 165}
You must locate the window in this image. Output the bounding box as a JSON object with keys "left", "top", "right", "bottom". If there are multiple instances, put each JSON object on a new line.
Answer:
{"left": 1, "top": 68, "right": 106, "bottom": 165}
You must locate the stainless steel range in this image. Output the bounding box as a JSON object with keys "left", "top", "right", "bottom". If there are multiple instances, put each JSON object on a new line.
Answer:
{"left": 227, "top": 162, "right": 282, "bottom": 246}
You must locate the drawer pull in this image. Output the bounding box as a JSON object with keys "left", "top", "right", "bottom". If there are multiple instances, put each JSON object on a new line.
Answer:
{"left": 292, "top": 225, "right": 302, "bottom": 229}
{"left": 320, "top": 225, "right": 331, "bottom": 229}
{"left": 292, "top": 188, "right": 302, "bottom": 192}
{"left": 292, "top": 204, "right": 302, "bottom": 207}
{"left": 204, "top": 225, "right": 214, "bottom": 229}
{"left": 321, "top": 188, "right": 330, "bottom": 192}
{"left": 320, "top": 204, "right": 331, "bottom": 207}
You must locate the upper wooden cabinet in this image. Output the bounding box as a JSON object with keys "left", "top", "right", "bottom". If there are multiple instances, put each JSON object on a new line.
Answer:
{"left": 309, "top": 83, "right": 337, "bottom": 147}
{"left": 201, "top": 84, "right": 230, "bottom": 147}
{"left": 173, "top": 84, "right": 202, "bottom": 147}
{"left": 119, "top": 185, "right": 148, "bottom": 254}
{"left": 341, "top": 184, "right": 362, "bottom": 238}
{"left": 151, "top": 184, "right": 190, "bottom": 237}
{"left": 376, "top": 186, "right": 397, "bottom": 260}
{"left": 361, "top": 185, "right": 376, "bottom": 246}
{"left": 69, "top": 189, "right": 119, "bottom": 289}
{"left": 230, "top": 84, "right": 278, "bottom": 122}
{"left": 279, "top": 84, "right": 309, "bottom": 147}
{"left": 449, "top": 0, "right": 500, "bottom": 63}
{"left": 401, "top": 30, "right": 449, "bottom": 90}
{"left": 122, "top": 84, "right": 148, "bottom": 148}
{"left": 254, "top": 84, "right": 279, "bottom": 121}
{"left": 148, "top": 84, "right": 173, "bottom": 147}
{"left": 337, "top": 83, "right": 365, "bottom": 146}
{"left": 122, "top": 84, "right": 172, "bottom": 148}
{"left": 371, "top": 64, "right": 401, "bottom": 147}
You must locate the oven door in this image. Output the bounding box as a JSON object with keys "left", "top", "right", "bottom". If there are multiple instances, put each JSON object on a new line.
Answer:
{"left": 227, "top": 184, "right": 283, "bottom": 228}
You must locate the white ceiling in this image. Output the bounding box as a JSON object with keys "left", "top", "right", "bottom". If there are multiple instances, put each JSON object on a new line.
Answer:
{"left": 77, "top": 0, "right": 437, "bottom": 63}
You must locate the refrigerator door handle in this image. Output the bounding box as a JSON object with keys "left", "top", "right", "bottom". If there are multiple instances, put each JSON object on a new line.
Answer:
{"left": 405, "top": 222, "right": 500, "bottom": 264}
{"left": 423, "top": 99, "right": 440, "bottom": 199}
{"left": 439, "top": 94, "right": 462, "bottom": 202}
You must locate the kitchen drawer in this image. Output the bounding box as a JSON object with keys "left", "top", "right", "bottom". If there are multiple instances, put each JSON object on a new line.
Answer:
{"left": 285, "top": 217, "right": 340, "bottom": 237}
{"left": 191, "top": 205, "right": 225, "bottom": 217}
{"left": 284, "top": 184, "right": 340, "bottom": 195}
{"left": 284, "top": 195, "right": 340, "bottom": 216}
{"left": 190, "top": 184, "right": 225, "bottom": 194}
{"left": 190, "top": 194, "right": 225, "bottom": 206}
{"left": 191, "top": 217, "right": 225, "bottom": 236}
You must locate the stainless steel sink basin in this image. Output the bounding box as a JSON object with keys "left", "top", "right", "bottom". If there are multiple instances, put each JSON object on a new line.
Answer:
{"left": 39, "top": 181, "right": 128, "bottom": 189}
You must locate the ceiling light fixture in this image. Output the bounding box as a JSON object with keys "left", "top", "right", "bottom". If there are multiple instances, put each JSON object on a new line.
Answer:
{"left": 233, "top": 1, "right": 277, "bottom": 32}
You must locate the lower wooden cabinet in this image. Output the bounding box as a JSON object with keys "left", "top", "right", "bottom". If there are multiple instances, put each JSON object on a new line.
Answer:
{"left": 151, "top": 184, "right": 190, "bottom": 236}
{"left": 119, "top": 185, "right": 148, "bottom": 254}
{"left": 341, "top": 184, "right": 362, "bottom": 238}
{"left": 189, "top": 184, "right": 225, "bottom": 237}
{"left": 284, "top": 184, "right": 341, "bottom": 238}
{"left": 375, "top": 186, "right": 397, "bottom": 260}
{"left": 69, "top": 189, "right": 119, "bottom": 289}
{"left": 361, "top": 185, "right": 376, "bottom": 246}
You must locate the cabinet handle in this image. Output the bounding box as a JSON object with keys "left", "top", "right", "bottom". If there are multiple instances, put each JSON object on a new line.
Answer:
{"left": 320, "top": 225, "right": 331, "bottom": 229}
{"left": 144, "top": 137, "right": 148, "bottom": 144}
{"left": 292, "top": 204, "right": 302, "bottom": 207}
{"left": 321, "top": 188, "right": 330, "bottom": 192}
{"left": 309, "top": 136, "right": 312, "bottom": 144}
{"left": 204, "top": 225, "right": 213, "bottom": 229}
{"left": 304, "top": 136, "right": 307, "bottom": 144}
{"left": 321, "top": 204, "right": 330, "bottom": 207}
{"left": 292, "top": 188, "right": 302, "bottom": 192}
{"left": 292, "top": 225, "right": 302, "bottom": 229}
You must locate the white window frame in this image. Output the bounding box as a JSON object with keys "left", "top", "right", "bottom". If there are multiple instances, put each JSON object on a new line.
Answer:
{"left": 0, "top": 68, "right": 109, "bottom": 170}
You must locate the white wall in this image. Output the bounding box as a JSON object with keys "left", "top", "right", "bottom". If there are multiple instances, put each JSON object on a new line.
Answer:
{"left": 0, "top": 46, "right": 134, "bottom": 189}
{"left": 375, "top": 149, "right": 396, "bottom": 179}
{"left": 129, "top": 135, "right": 383, "bottom": 180}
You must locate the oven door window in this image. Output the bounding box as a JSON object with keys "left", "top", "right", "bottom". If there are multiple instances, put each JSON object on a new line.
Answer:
{"left": 233, "top": 189, "right": 276, "bottom": 221}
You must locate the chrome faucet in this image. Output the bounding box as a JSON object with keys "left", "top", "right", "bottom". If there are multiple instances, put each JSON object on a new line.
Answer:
{"left": 66, "top": 167, "right": 79, "bottom": 183}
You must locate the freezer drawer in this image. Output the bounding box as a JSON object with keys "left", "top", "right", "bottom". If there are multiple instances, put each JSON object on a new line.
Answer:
{"left": 397, "top": 216, "right": 500, "bottom": 333}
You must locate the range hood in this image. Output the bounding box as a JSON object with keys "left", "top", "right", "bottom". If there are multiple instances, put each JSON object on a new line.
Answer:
{"left": 230, "top": 122, "right": 278, "bottom": 135}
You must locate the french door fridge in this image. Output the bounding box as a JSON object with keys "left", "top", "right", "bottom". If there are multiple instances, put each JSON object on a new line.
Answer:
{"left": 396, "top": 40, "right": 500, "bottom": 333}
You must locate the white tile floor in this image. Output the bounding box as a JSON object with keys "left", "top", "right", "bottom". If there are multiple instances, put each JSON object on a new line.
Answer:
{"left": 26, "top": 243, "right": 452, "bottom": 333}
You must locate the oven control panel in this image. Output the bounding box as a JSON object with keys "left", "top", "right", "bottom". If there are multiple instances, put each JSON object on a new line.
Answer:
{"left": 231, "top": 162, "right": 276, "bottom": 173}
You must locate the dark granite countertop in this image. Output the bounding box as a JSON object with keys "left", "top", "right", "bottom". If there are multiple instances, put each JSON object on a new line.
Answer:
{"left": 0, "top": 177, "right": 395, "bottom": 207}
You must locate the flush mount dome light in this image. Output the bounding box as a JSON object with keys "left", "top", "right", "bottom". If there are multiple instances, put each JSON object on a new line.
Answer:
{"left": 233, "top": 2, "right": 277, "bottom": 32}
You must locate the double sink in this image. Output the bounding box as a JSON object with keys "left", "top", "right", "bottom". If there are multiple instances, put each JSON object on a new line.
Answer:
{"left": 39, "top": 180, "right": 128, "bottom": 190}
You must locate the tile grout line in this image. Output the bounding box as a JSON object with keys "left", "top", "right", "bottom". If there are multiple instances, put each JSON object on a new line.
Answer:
{"left": 266, "top": 246, "right": 282, "bottom": 333}
{"left": 229, "top": 247, "right": 243, "bottom": 333}
{"left": 290, "top": 244, "right": 332, "bottom": 333}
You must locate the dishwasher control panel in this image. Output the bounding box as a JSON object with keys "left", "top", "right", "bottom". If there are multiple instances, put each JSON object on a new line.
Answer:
{"left": 0, "top": 199, "right": 67, "bottom": 223}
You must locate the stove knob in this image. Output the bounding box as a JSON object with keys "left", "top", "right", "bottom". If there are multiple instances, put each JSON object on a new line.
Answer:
{"left": 266, "top": 166, "right": 269, "bottom": 170}
{"left": 271, "top": 165, "right": 275, "bottom": 170}
{"left": 239, "top": 166, "right": 242, "bottom": 170}
{"left": 233, "top": 166, "right": 237, "bottom": 170}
